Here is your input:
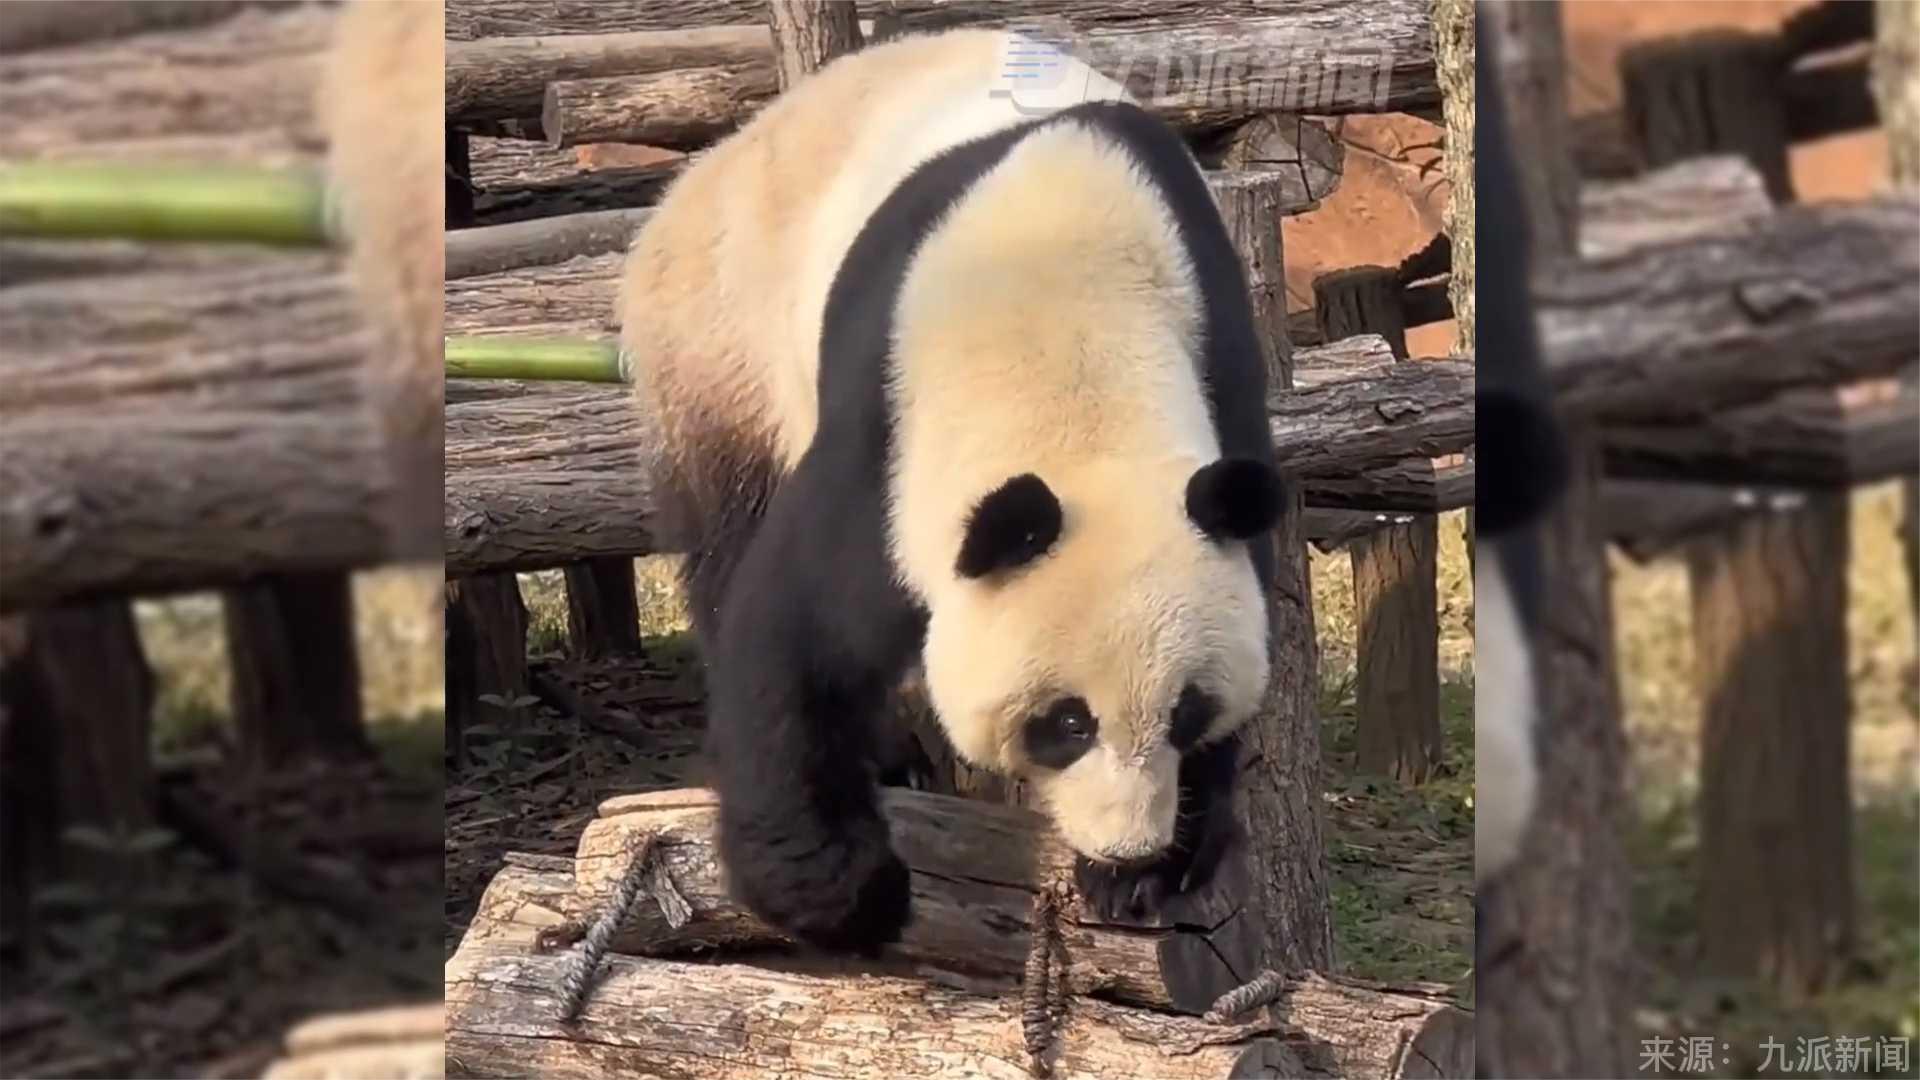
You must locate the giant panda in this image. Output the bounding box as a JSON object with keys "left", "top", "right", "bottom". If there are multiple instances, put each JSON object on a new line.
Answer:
{"left": 315, "top": 0, "right": 444, "bottom": 560}
{"left": 1473, "top": 25, "right": 1570, "bottom": 889}
{"left": 619, "top": 29, "right": 1289, "bottom": 952}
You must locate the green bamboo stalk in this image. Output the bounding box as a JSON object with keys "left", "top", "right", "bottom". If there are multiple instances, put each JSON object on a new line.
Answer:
{"left": 444, "top": 336, "right": 627, "bottom": 383}
{"left": 0, "top": 162, "right": 329, "bottom": 246}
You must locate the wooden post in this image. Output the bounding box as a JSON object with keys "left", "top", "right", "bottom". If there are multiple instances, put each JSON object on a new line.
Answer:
{"left": 764, "top": 0, "right": 862, "bottom": 91}
{"left": 1476, "top": 4, "right": 1633, "bottom": 1075}
{"left": 222, "top": 575, "right": 372, "bottom": 767}
{"left": 445, "top": 574, "right": 530, "bottom": 765}
{"left": 563, "top": 557, "right": 644, "bottom": 660}
{"left": 1314, "top": 267, "right": 1441, "bottom": 783}
{"left": 0, "top": 603, "right": 155, "bottom": 939}
{"left": 1873, "top": 0, "right": 1920, "bottom": 634}
{"left": 1623, "top": 27, "right": 1855, "bottom": 995}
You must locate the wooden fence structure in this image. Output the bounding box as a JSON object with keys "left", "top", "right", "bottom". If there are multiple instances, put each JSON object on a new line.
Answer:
{"left": 0, "top": 6, "right": 444, "bottom": 1071}
{"left": 441, "top": 0, "right": 1478, "bottom": 1076}
{"left": 1476, "top": 2, "right": 1919, "bottom": 1076}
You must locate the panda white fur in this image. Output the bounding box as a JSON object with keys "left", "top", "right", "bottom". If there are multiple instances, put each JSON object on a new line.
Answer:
{"left": 620, "top": 29, "right": 1286, "bottom": 951}
{"left": 1472, "top": 25, "right": 1569, "bottom": 889}
{"left": 316, "top": 0, "right": 444, "bottom": 560}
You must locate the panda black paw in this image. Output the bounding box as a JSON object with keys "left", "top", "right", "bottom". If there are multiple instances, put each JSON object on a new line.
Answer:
{"left": 719, "top": 808, "right": 913, "bottom": 956}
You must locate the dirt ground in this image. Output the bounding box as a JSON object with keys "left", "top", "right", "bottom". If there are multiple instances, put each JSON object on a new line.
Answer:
{"left": 0, "top": 570, "right": 445, "bottom": 1079}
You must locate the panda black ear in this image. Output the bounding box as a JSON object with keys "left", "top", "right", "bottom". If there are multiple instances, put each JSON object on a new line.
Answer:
{"left": 956, "top": 473, "right": 1061, "bottom": 579}
{"left": 1186, "top": 458, "right": 1284, "bottom": 541}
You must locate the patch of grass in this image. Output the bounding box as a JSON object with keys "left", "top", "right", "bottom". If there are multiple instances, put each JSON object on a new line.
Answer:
{"left": 517, "top": 555, "right": 693, "bottom": 659}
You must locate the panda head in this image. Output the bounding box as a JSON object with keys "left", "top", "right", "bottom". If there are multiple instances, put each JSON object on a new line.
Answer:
{"left": 922, "top": 456, "right": 1282, "bottom": 863}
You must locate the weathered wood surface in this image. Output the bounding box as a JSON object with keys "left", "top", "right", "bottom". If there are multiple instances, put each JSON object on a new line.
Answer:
{"left": 1189, "top": 114, "right": 1343, "bottom": 211}
{"left": 447, "top": 788, "right": 1470, "bottom": 1077}
{"left": 261, "top": 1002, "right": 444, "bottom": 1080}
{"left": 447, "top": 208, "right": 656, "bottom": 279}
{"left": 0, "top": 4, "right": 332, "bottom": 165}
{"left": 0, "top": 255, "right": 389, "bottom": 611}
{"left": 1540, "top": 197, "right": 1920, "bottom": 422}
{"left": 542, "top": 63, "right": 779, "bottom": 150}
{"left": 445, "top": 251, "right": 623, "bottom": 339}
{"left": 767, "top": 1, "right": 864, "bottom": 90}
{"left": 447, "top": 0, "right": 1439, "bottom": 119}
{"left": 1578, "top": 155, "right": 1771, "bottom": 259}
{"left": 1601, "top": 376, "right": 1919, "bottom": 487}
{"left": 443, "top": 360, "right": 1474, "bottom": 574}
{"left": 466, "top": 137, "right": 684, "bottom": 226}
{"left": 0, "top": 1, "right": 264, "bottom": 55}
{"left": 448, "top": 26, "right": 771, "bottom": 123}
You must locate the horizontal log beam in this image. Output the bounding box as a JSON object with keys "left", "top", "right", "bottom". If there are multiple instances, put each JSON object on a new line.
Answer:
{"left": 447, "top": 207, "right": 654, "bottom": 279}
{"left": 542, "top": 62, "right": 777, "bottom": 151}
{"left": 450, "top": 1, "right": 1437, "bottom": 121}
{"left": 446, "top": 786, "right": 1470, "bottom": 1078}
{"left": 465, "top": 137, "right": 683, "bottom": 225}
{"left": 448, "top": 26, "right": 771, "bottom": 124}
{"left": 443, "top": 357, "right": 1474, "bottom": 575}
{"left": 1600, "top": 376, "right": 1918, "bottom": 487}
{"left": 1541, "top": 196, "right": 1920, "bottom": 422}
{"left": 0, "top": 254, "right": 390, "bottom": 612}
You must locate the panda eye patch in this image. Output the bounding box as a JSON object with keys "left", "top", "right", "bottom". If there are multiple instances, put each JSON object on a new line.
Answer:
{"left": 1024, "top": 696, "right": 1098, "bottom": 770}
{"left": 1169, "top": 682, "right": 1220, "bottom": 751}
{"left": 956, "top": 473, "right": 1062, "bottom": 579}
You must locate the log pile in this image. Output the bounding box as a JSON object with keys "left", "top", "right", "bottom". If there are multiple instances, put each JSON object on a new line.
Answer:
{"left": 444, "top": 788, "right": 1473, "bottom": 1079}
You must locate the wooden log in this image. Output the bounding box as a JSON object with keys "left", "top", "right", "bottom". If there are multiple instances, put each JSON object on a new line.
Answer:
{"left": 1539, "top": 196, "right": 1920, "bottom": 423}
{"left": 1190, "top": 113, "right": 1344, "bottom": 211}
{"left": 1199, "top": 171, "right": 1333, "bottom": 986}
{"left": 1599, "top": 481, "right": 1817, "bottom": 563}
{"left": 1876, "top": 0, "right": 1920, "bottom": 645}
{"left": 222, "top": 573, "right": 371, "bottom": 767}
{"left": 1434, "top": 0, "right": 1474, "bottom": 357}
{"left": 1689, "top": 495, "right": 1854, "bottom": 994}
{"left": 542, "top": 63, "right": 779, "bottom": 150}
{"left": 0, "top": 4, "right": 333, "bottom": 165}
{"left": 766, "top": 1, "right": 864, "bottom": 91}
{"left": 466, "top": 137, "right": 684, "bottom": 226}
{"left": 450, "top": 0, "right": 1440, "bottom": 118}
{"left": 0, "top": 254, "right": 391, "bottom": 613}
{"left": 445, "top": 574, "right": 531, "bottom": 762}
{"left": 1313, "top": 267, "right": 1439, "bottom": 784}
{"left": 0, "top": 602, "right": 154, "bottom": 934}
{"left": 1600, "top": 376, "right": 1919, "bottom": 487}
{"left": 446, "top": 788, "right": 1470, "bottom": 1077}
{"left": 447, "top": 26, "right": 771, "bottom": 123}
{"left": 1578, "top": 155, "right": 1771, "bottom": 260}
{"left": 443, "top": 362, "right": 1475, "bottom": 575}
{"left": 446, "top": 943, "right": 1470, "bottom": 1079}
{"left": 1476, "top": 5, "right": 1633, "bottom": 1076}
{"left": 0, "top": 1, "right": 261, "bottom": 55}
{"left": 447, "top": 208, "right": 655, "bottom": 279}
{"left": 1629, "top": 21, "right": 1856, "bottom": 1000}
{"left": 262, "top": 1003, "right": 445, "bottom": 1080}
{"left": 563, "top": 557, "right": 644, "bottom": 660}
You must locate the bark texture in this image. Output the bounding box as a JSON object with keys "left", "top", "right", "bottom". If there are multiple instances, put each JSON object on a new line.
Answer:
{"left": 563, "top": 557, "right": 643, "bottom": 660}
{"left": 1475, "top": 4, "right": 1632, "bottom": 1076}
{"left": 222, "top": 573, "right": 371, "bottom": 767}
{"left": 765, "top": 0, "right": 863, "bottom": 91}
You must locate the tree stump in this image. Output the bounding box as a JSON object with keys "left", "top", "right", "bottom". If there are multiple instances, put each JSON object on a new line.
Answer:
{"left": 445, "top": 574, "right": 530, "bottom": 764}
{"left": 1314, "top": 266, "right": 1441, "bottom": 783}
{"left": 562, "top": 557, "right": 643, "bottom": 660}
{"left": 223, "top": 574, "right": 371, "bottom": 767}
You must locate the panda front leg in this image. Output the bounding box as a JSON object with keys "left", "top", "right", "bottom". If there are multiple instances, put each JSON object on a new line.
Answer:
{"left": 1074, "top": 732, "right": 1241, "bottom": 923}
{"left": 701, "top": 468, "right": 923, "bottom": 955}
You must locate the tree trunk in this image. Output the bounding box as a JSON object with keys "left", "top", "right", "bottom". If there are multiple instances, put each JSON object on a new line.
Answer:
{"left": 222, "top": 574, "right": 371, "bottom": 767}
{"left": 1625, "top": 26, "right": 1856, "bottom": 997}
{"left": 1688, "top": 496, "right": 1853, "bottom": 994}
{"left": 563, "top": 557, "right": 643, "bottom": 660}
{"left": 1873, "top": 0, "right": 1920, "bottom": 638}
{"left": 765, "top": 0, "right": 863, "bottom": 91}
{"left": 1475, "top": 4, "right": 1633, "bottom": 1076}
{"left": 1314, "top": 266, "right": 1440, "bottom": 783}
{"left": 445, "top": 574, "right": 530, "bottom": 764}
{"left": 0, "top": 603, "right": 155, "bottom": 940}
